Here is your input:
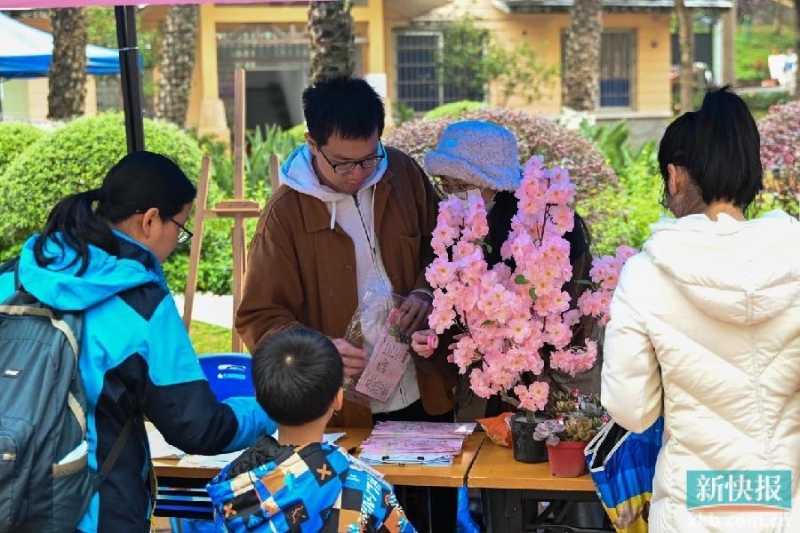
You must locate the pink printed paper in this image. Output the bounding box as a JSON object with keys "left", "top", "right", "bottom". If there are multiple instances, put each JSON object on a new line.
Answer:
{"left": 360, "top": 437, "right": 466, "bottom": 456}
{"left": 355, "top": 308, "right": 410, "bottom": 402}
{"left": 370, "top": 421, "right": 477, "bottom": 438}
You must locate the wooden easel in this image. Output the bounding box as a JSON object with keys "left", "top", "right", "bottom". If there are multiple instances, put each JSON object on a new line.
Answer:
{"left": 183, "top": 68, "right": 261, "bottom": 353}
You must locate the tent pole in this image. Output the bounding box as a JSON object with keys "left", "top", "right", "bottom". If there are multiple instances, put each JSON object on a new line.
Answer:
{"left": 115, "top": 5, "right": 144, "bottom": 153}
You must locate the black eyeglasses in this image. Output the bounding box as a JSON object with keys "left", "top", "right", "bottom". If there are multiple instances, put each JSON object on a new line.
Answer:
{"left": 317, "top": 143, "right": 386, "bottom": 175}
{"left": 170, "top": 218, "right": 193, "bottom": 244}
{"left": 431, "top": 176, "right": 478, "bottom": 199}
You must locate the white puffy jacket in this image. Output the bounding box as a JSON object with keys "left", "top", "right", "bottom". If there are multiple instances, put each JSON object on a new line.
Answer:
{"left": 602, "top": 210, "right": 800, "bottom": 533}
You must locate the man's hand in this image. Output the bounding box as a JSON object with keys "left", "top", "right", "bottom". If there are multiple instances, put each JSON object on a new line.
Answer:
{"left": 396, "top": 291, "right": 433, "bottom": 336}
{"left": 330, "top": 338, "right": 367, "bottom": 378}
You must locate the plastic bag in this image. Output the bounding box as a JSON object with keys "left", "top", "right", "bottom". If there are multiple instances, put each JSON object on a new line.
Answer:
{"left": 343, "top": 283, "right": 411, "bottom": 406}
{"left": 476, "top": 412, "right": 513, "bottom": 447}
{"left": 585, "top": 417, "right": 664, "bottom": 532}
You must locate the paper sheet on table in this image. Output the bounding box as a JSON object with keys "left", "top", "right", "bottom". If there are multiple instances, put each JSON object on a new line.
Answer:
{"left": 359, "top": 453, "right": 455, "bottom": 466}
{"left": 146, "top": 424, "right": 185, "bottom": 459}
{"left": 370, "top": 421, "right": 476, "bottom": 438}
{"left": 175, "top": 432, "right": 348, "bottom": 469}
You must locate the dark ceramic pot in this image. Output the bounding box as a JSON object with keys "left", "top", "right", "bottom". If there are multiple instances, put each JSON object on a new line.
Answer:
{"left": 510, "top": 411, "right": 550, "bottom": 463}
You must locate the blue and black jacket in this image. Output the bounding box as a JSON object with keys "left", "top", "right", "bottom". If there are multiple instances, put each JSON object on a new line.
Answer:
{"left": 0, "top": 231, "right": 276, "bottom": 532}
{"left": 208, "top": 435, "right": 416, "bottom": 532}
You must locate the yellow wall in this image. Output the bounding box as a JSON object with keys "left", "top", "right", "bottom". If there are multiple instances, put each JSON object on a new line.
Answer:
{"left": 2, "top": 80, "right": 31, "bottom": 121}
{"left": 394, "top": 0, "right": 672, "bottom": 116}
{"left": 180, "top": 0, "right": 390, "bottom": 139}
{"left": 169, "top": 0, "right": 672, "bottom": 138}
{"left": 1, "top": 77, "right": 98, "bottom": 122}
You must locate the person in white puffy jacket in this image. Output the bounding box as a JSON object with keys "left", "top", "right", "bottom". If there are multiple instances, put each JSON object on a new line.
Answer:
{"left": 601, "top": 86, "right": 800, "bottom": 533}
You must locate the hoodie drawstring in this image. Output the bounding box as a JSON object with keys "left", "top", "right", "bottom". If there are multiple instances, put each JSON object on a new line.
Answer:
{"left": 352, "top": 187, "right": 392, "bottom": 294}
{"left": 329, "top": 201, "right": 337, "bottom": 230}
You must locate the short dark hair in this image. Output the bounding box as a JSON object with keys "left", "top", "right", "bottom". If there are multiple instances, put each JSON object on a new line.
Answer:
{"left": 658, "top": 86, "right": 763, "bottom": 211}
{"left": 302, "top": 76, "right": 385, "bottom": 146}
{"left": 252, "top": 327, "right": 344, "bottom": 426}
{"left": 34, "top": 151, "right": 196, "bottom": 275}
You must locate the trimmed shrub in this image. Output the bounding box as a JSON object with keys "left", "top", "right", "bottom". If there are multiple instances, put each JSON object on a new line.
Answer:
{"left": 757, "top": 101, "right": 800, "bottom": 216}
{"left": 423, "top": 101, "right": 487, "bottom": 121}
{"left": 0, "top": 122, "right": 46, "bottom": 176}
{"left": 0, "top": 112, "right": 202, "bottom": 247}
{"left": 386, "top": 108, "right": 623, "bottom": 253}
{"left": 0, "top": 112, "right": 245, "bottom": 295}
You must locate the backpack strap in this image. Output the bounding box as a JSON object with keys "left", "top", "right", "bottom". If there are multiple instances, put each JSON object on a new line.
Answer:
{"left": 73, "top": 418, "right": 135, "bottom": 529}
{"left": 97, "top": 419, "right": 134, "bottom": 483}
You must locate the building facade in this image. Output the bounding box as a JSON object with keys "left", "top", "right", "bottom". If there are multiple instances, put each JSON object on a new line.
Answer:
{"left": 141, "top": 0, "right": 733, "bottom": 142}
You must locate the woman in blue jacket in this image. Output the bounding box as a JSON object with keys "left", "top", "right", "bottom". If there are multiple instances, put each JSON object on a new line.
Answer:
{"left": 0, "top": 151, "right": 275, "bottom": 532}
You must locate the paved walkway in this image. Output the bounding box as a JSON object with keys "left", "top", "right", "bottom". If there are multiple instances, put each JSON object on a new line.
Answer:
{"left": 172, "top": 293, "right": 234, "bottom": 329}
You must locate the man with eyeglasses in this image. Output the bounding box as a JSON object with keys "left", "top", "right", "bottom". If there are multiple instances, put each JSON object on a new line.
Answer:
{"left": 236, "top": 76, "right": 457, "bottom": 424}
{"left": 236, "top": 76, "right": 458, "bottom": 530}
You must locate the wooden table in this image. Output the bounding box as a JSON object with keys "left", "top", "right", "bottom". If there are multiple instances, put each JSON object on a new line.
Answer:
{"left": 468, "top": 440, "right": 612, "bottom": 533}
{"left": 153, "top": 428, "right": 485, "bottom": 520}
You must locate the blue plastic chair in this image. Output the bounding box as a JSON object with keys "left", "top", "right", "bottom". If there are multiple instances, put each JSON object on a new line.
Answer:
{"left": 197, "top": 353, "right": 255, "bottom": 401}
{"left": 159, "top": 353, "right": 255, "bottom": 532}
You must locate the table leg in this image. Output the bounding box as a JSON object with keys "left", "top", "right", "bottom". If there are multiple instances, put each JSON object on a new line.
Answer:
{"left": 426, "top": 486, "right": 433, "bottom": 533}
{"left": 481, "top": 489, "right": 524, "bottom": 533}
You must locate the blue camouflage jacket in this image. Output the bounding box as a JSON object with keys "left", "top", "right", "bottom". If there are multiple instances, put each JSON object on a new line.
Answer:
{"left": 207, "top": 435, "right": 416, "bottom": 532}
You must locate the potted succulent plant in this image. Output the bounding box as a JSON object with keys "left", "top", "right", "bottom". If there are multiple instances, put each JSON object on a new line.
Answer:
{"left": 534, "top": 390, "right": 607, "bottom": 477}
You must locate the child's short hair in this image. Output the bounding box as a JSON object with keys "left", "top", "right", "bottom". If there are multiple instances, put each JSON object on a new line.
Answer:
{"left": 251, "top": 327, "right": 344, "bottom": 426}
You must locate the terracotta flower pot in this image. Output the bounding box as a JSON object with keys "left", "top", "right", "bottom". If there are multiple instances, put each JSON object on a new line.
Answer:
{"left": 547, "top": 440, "right": 589, "bottom": 477}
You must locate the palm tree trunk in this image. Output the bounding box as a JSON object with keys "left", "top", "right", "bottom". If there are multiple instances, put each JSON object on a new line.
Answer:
{"left": 677, "top": 0, "right": 696, "bottom": 113}
{"left": 308, "top": 0, "right": 355, "bottom": 85}
{"left": 48, "top": 8, "right": 88, "bottom": 120}
{"left": 155, "top": 5, "right": 199, "bottom": 126}
{"left": 562, "top": 0, "right": 603, "bottom": 111}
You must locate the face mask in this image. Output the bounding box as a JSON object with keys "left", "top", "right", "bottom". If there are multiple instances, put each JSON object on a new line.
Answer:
{"left": 448, "top": 188, "right": 480, "bottom": 203}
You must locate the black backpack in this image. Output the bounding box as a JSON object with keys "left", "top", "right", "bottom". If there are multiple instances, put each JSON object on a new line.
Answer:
{"left": 0, "top": 259, "right": 131, "bottom": 532}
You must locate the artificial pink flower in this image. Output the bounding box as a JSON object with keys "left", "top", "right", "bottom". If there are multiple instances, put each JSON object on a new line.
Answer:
{"left": 427, "top": 154, "right": 635, "bottom": 413}
{"left": 426, "top": 257, "right": 457, "bottom": 288}
{"left": 514, "top": 382, "right": 550, "bottom": 412}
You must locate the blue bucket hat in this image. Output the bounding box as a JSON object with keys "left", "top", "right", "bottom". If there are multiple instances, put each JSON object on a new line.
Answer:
{"left": 424, "top": 120, "right": 522, "bottom": 192}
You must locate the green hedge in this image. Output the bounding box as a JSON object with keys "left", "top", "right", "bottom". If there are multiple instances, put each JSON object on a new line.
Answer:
{"left": 0, "top": 122, "right": 46, "bottom": 176}
{"left": 0, "top": 112, "right": 244, "bottom": 295}
{"left": 0, "top": 112, "right": 202, "bottom": 247}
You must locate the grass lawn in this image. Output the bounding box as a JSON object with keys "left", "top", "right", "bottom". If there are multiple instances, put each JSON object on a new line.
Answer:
{"left": 188, "top": 320, "right": 234, "bottom": 354}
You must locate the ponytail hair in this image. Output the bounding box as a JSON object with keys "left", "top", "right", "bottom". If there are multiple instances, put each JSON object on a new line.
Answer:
{"left": 34, "top": 151, "right": 197, "bottom": 275}
{"left": 658, "top": 86, "right": 763, "bottom": 212}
